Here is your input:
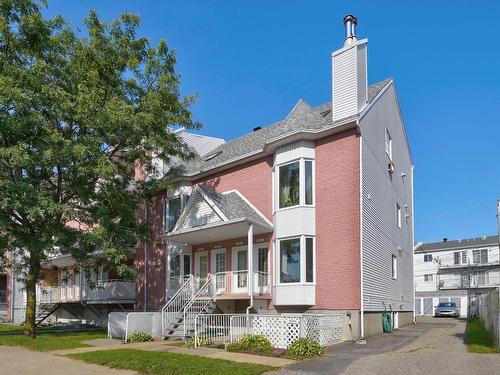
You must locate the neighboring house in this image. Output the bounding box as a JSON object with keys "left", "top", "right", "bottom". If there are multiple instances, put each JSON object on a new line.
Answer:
{"left": 134, "top": 15, "right": 414, "bottom": 341}
{"left": 2, "top": 128, "right": 224, "bottom": 326}
{"left": 414, "top": 234, "right": 500, "bottom": 318}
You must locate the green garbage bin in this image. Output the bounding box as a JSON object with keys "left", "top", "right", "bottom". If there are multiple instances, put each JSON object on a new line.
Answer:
{"left": 382, "top": 312, "right": 393, "bottom": 333}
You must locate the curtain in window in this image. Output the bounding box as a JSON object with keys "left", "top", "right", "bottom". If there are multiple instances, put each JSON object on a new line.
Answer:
{"left": 280, "top": 239, "right": 300, "bottom": 283}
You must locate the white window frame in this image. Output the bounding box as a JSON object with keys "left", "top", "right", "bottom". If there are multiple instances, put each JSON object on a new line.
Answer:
{"left": 424, "top": 254, "right": 432, "bottom": 262}
{"left": 396, "top": 202, "right": 402, "bottom": 228}
{"left": 276, "top": 235, "right": 315, "bottom": 285}
{"left": 424, "top": 274, "right": 433, "bottom": 282}
{"left": 385, "top": 128, "right": 392, "bottom": 160}
{"left": 391, "top": 254, "right": 397, "bottom": 280}
{"left": 164, "top": 194, "right": 188, "bottom": 233}
{"left": 275, "top": 158, "right": 315, "bottom": 212}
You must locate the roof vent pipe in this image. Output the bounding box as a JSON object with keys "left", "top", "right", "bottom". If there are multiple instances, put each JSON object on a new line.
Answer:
{"left": 343, "top": 15, "right": 358, "bottom": 46}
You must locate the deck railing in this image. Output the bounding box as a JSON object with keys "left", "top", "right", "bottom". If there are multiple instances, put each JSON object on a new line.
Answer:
{"left": 37, "top": 280, "right": 135, "bottom": 304}
{"left": 212, "top": 271, "right": 270, "bottom": 296}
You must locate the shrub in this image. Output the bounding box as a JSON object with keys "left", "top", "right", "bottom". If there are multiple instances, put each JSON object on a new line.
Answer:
{"left": 184, "top": 335, "right": 213, "bottom": 348}
{"left": 226, "top": 334, "right": 273, "bottom": 354}
{"left": 287, "top": 337, "right": 324, "bottom": 357}
{"left": 128, "top": 331, "right": 154, "bottom": 343}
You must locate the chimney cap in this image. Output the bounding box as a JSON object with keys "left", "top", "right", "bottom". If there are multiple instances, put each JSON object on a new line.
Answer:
{"left": 343, "top": 15, "right": 358, "bottom": 24}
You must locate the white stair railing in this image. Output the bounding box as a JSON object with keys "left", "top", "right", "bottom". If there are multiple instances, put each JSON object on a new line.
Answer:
{"left": 183, "top": 274, "right": 215, "bottom": 335}
{"left": 161, "top": 275, "right": 194, "bottom": 335}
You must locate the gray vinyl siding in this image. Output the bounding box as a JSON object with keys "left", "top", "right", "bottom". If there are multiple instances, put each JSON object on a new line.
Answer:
{"left": 360, "top": 83, "right": 414, "bottom": 312}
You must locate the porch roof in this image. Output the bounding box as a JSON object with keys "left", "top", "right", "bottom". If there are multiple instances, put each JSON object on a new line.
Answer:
{"left": 167, "top": 186, "right": 273, "bottom": 245}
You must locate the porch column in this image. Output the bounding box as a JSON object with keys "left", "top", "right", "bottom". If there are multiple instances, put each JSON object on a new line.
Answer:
{"left": 247, "top": 223, "right": 254, "bottom": 302}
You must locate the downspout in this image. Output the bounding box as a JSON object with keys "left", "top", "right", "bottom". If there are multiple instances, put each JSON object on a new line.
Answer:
{"left": 246, "top": 223, "right": 254, "bottom": 316}
{"left": 143, "top": 198, "right": 148, "bottom": 312}
{"left": 359, "top": 135, "right": 364, "bottom": 339}
{"left": 411, "top": 165, "right": 416, "bottom": 323}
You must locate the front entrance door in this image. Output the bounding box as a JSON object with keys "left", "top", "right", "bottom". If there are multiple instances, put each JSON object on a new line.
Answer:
{"left": 232, "top": 247, "right": 248, "bottom": 293}
{"left": 195, "top": 251, "right": 208, "bottom": 288}
{"left": 211, "top": 249, "right": 226, "bottom": 294}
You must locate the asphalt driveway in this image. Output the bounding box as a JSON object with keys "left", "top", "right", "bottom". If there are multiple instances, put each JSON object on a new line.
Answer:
{"left": 273, "top": 317, "right": 500, "bottom": 375}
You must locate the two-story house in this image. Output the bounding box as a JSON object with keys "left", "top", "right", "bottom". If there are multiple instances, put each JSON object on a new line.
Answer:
{"left": 134, "top": 15, "right": 414, "bottom": 341}
{"left": 414, "top": 234, "right": 500, "bottom": 318}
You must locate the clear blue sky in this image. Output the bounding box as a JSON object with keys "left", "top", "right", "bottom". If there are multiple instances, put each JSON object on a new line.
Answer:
{"left": 43, "top": 0, "right": 500, "bottom": 243}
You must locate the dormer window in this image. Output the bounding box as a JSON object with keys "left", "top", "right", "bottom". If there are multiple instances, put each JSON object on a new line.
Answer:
{"left": 385, "top": 128, "right": 392, "bottom": 160}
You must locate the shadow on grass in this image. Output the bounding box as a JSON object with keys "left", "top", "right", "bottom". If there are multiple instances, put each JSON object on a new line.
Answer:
{"left": 465, "top": 318, "right": 499, "bottom": 354}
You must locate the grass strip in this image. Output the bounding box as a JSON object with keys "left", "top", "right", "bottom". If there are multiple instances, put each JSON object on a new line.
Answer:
{"left": 465, "top": 318, "right": 499, "bottom": 353}
{"left": 0, "top": 331, "right": 106, "bottom": 351}
{"left": 69, "top": 348, "right": 276, "bottom": 375}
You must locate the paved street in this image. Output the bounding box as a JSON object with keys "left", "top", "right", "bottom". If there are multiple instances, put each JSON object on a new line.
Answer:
{"left": 273, "top": 317, "right": 500, "bottom": 375}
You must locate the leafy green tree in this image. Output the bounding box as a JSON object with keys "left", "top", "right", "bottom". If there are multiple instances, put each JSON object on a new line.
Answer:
{"left": 0, "top": 0, "right": 199, "bottom": 337}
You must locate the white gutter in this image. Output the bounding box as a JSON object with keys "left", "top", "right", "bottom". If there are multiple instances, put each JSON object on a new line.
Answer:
{"left": 359, "top": 135, "right": 364, "bottom": 339}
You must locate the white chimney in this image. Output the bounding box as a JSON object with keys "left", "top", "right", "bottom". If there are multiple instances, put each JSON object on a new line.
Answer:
{"left": 332, "top": 15, "right": 368, "bottom": 122}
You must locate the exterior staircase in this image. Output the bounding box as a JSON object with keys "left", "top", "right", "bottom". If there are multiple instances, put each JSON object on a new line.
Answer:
{"left": 35, "top": 302, "right": 61, "bottom": 326}
{"left": 161, "top": 274, "right": 216, "bottom": 339}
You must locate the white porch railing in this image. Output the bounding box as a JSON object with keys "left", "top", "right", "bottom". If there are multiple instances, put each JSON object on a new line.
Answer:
{"left": 37, "top": 280, "right": 135, "bottom": 304}
{"left": 194, "top": 313, "right": 344, "bottom": 349}
{"left": 212, "top": 271, "right": 270, "bottom": 296}
{"left": 182, "top": 274, "right": 215, "bottom": 335}
{"left": 161, "top": 275, "right": 194, "bottom": 335}
{"left": 167, "top": 275, "right": 192, "bottom": 298}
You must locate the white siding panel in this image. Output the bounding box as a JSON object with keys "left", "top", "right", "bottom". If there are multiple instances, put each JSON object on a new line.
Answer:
{"left": 360, "top": 84, "right": 414, "bottom": 312}
{"left": 274, "top": 140, "right": 315, "bottom": 166}
{"left": 179, "top": 194, "right": 222, "bottom": 230}
{"left": 333, "top": 46, "right": 358, "bottom": 121}
{"left": 274, "top": 284, "right": 315, "bottom": 305}
{"left": 274, "top": 207, "right": 315, "bottom": 238}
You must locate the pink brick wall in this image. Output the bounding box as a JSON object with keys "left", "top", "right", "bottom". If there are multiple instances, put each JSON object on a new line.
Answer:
{"left": 314, "top": 129, "right": 361, "bottom": 310}
{"left": 194, "top": 156, "right": 274, "bottom": 221}
{"left": 135, "top": 193, "right": 168, "bottom": 311}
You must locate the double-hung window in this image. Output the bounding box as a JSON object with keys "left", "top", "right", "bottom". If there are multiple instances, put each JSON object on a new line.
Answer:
{"left": 165, "top": 194, "right": 189, "bottom": 232}
{"left": 473, "top": 249, "right": 488, "bottom": 264}
{"left": 424, "top": 254, "right": 432, "bottom": 262}
{"left": 279, "top": 236, "right": 315, "bottom": 284}
{"left": 278, "top": 159, "right": 314, "bottom": 209}
{"left": 396, "top": 203, "right": 402, "bottom": 228}
{"left": 424, "top": 274, "right": 433, "bottom": 282}
{"left": 391, "top": 255, "right": 397, "bottom": 279}
{"left": 385, "top": 128, "right": 392, "bottom": 160}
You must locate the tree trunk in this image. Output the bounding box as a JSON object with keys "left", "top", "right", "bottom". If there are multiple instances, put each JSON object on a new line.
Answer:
{"left": 24, "top": 265, "right": 40, "bottom": 339}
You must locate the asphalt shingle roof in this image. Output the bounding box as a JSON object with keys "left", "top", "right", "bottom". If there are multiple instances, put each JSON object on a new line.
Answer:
{"left": 198, "top": 186, "right": 270, "bottom": 228}
{"left": 415, "top": 235, "right": 500, "bottom": 253}
{"left": 174, "top": 79, "right": 392, "bottom": 177}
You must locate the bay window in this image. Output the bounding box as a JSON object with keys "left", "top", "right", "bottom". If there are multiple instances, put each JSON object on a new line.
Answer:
{"left": 278, "top": 159, "right": 314, "bottom": 209}
{"left": 279, "top": 236, "right": 315, "bottom": 284}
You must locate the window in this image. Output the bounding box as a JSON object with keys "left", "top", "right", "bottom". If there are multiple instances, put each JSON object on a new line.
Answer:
{"left": 305, "top": 161, "right": 313, "bottom": 205}
{"left": 385, "top": 128, "right": 392, "bottom": 160}
{"left": 170, "top": 255, "right": 180, "bottom": 276}
{"left": 279, "top": 162, "right": 300, "bottom": 208}
{"left": 277, "top": 159, "right": 314, "bottom": 209}
{"left": 165, "top": 194, "right": 189, "bottom": 232}
{"left": 473, "top": 249, "right": 488, "bottom": 264}
{"left": 478, "top": 271, "right": 489, "bottom": 286}
{"left": 306, "top": 238, "right": 314, "bottom": 282}
{"left": 455, "top": 251, "right": 467, "bottom": 264}
{"left": 183, "top": 255, "right": 191, "bottom": 275}
{"left": 396, "top": 203, "right": 401, "bottom": 228}
{"left": 391, "top": 255, "right": 397, "bottom": 279}
{"left": 424, "top": 254, "right": 432, "bottom": 262}
{"left": 279, "top": 236, "right": 314, "bottom": 284}
{"left": 424, "top": 274, "right": 433, "bottom": 282}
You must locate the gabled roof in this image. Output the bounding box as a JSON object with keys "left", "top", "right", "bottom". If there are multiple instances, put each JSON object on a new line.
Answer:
{"left": 415, "top": 235, "right": 500, "bottom": 254}
{"left": 173, "top": 79, "right": 392, "bottom": 178}
{"left": 168, "top": 186, "right": 272, "bottom": 245}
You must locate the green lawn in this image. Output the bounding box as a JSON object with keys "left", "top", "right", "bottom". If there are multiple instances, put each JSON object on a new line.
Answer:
{"left": 0, "top": 331, "right": 106, "bottom": 351}
{"left": 465, "top": 318, "right": 499, "bottom": 353}
{"left": 0, "top": 324, "right": 55, "bottom": 332}
{"left": 70, "top": 349, "right": 275, "bottom": 375}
